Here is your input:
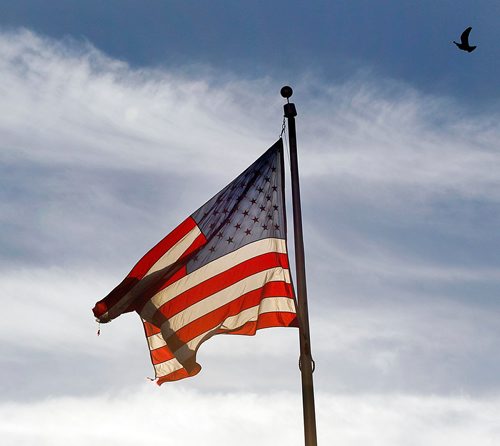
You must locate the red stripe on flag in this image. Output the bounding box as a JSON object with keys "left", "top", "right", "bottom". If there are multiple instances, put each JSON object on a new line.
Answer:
{"left": 178, "top": 232, "right": 207, "bottom": 262}
{"left": 148, "top": 282, "right": 295, "bottom": 364}
{"left": 150, "top": 345, "right": 175, "bottom": 364}
{"left": 156, "top": 364, "right": 201, "bottom": 385}
{"left": 143, "top": 320, "right": 161, "bottom": 337}
{"left": 130, "top": 265, "right": 186, "bottom": 315}
{"left": 157, "top": 252, "right": 290, "bottom": 319}
{"left": 129, "top": 217, "right": 197, "bottom": 279}
{"left": 93, "top": 217, "right": 198, "bottom": 319}
{"left": 132, "top": 232, "right": 207, "bottom": 314}
{"left": 222, "top": 312, "right": 299, "bottom": 335}
{"left": 172, "top": 281, "right": 294, "bottom": 346}
{"left": 153, "top": 311, "right": 297, "bottom": 384}
{"left": 149, "top": 282, "right": 294, "bottom": 366}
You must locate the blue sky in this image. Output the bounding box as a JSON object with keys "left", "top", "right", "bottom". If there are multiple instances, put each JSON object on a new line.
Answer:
{"left": 2, "top": 0, "right": 499, "bottom": 104}
{"left": 1, "top": 2, "right": 500, "bottom": 445}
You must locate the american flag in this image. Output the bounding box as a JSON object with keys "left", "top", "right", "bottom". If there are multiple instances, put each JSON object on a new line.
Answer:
{"left": 93, "top": 139, "right": 298, "bottom": 384}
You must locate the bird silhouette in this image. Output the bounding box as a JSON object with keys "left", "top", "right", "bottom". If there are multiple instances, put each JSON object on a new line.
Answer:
{"left": 454, "top": 27, "right": 476, "bottom": 52}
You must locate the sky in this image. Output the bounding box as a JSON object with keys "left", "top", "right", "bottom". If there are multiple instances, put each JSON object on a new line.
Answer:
{"left": 1, "top": 1, "right": 500, "bottom": 445}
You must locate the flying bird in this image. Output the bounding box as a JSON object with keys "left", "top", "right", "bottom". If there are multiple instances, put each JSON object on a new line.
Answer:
{"left": 454, "top": 27, "right": 476, "bottom": 52}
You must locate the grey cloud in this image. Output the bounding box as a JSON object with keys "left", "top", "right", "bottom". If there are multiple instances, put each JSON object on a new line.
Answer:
{"left": 1, "top": 29, "right": 500, "bottom": 416}
{"left": 0, "top": 159, "right": 196, "bottom": 270}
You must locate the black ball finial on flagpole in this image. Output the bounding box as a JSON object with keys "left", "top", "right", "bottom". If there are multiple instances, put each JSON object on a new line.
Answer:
{"left": 280, "top": 85, "right": 293, "bottom": 99}
{"left": 281, "top": 86, "right": 297, "bottom": 117}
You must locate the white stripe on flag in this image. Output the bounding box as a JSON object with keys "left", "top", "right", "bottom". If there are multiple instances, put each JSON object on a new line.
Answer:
{"left": 140, "top": 237, "right": 288, "bottom": 320}
{"left": 219, "top": 295, "right": 296, "bottom": 330}
{"left": 153, "top": 296, "right": 296, "bottom": 374}
{"left": 162, "top": 267, "right": 291, "bottom": 333}
{"left": 103, "top": 225, "right": 202, "bottom": 320}
{"left": 144, "top": 225, "right": 202, "bottom": 277}
{"left": 147, "top": 332, "right": 167, "bottom": 351}
{"left": 153, "top": 357, "right": 184, "bottom": 377}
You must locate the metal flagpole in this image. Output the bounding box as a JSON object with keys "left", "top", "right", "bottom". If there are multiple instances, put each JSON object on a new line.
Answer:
{"left": 281, "top": 86, "right": 318, "bottom": 446}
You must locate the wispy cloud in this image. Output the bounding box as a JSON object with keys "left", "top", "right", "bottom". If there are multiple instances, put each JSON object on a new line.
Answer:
{"left": 2, "top": 29, "right": 500, "bottom": 199}
{"left": 0, "top": 29, "right": 281, "bottom": 173}
{"left": 1, "top": 29, "right": 500, "bottom": 412}
{"left": 299, "top": 80, "right": 500, "bottom": 202}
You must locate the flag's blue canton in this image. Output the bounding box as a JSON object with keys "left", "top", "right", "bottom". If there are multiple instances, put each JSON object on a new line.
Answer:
{"left": 188, "top": 140, "right": 286, "bottom": 274}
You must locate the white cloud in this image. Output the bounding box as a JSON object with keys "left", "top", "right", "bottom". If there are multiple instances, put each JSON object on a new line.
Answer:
{"left": 1, "top": 28, "right": 500, "bottom": 407}
{"left": 0, "top": 29, "right": 281, "bottom": 175}
{"left": 298, "top": 81, "right": 500, "bottom": 202}
{"left": 0, "top": 267, "right": 138, "bottom": 355}
{"left": 0, "top": 386, "right": 499, "bottom": 446}
{"left": 2, "top": 29, "right": 500, "bottom": 203}
{"left": 2, "top": 265, "right": 500, "bottom": 398}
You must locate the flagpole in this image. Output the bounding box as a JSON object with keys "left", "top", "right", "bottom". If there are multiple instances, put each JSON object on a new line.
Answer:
{"left": 281, "top": 86, "right": 318, "bottom": 446}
